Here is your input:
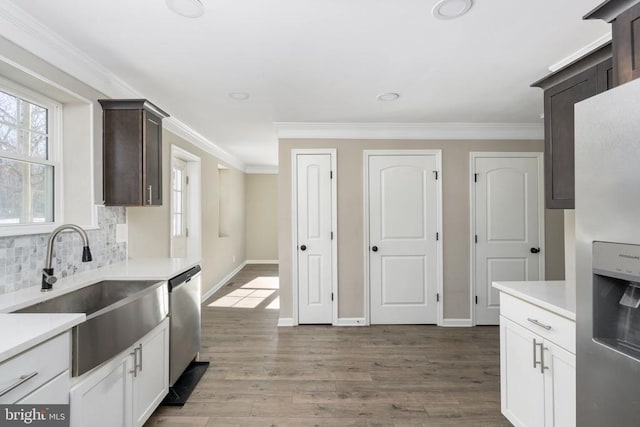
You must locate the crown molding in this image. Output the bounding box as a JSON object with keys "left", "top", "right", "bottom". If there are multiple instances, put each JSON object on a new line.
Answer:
{"left": 163, "top": 119, "right": 245, "bottom": 171}
{"left": 274, "top": 122, "right": 544, "bottom": 141}
{"left": 245, "top": 165, "right": 279, "bottom": 174}
{"left": 0, "top": 1, "right": 246, "bottom": 171}
{"left": 548, "top": 32, "right": 612, "bottom": 72}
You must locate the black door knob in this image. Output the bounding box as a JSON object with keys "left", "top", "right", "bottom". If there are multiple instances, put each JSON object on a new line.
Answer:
{"left": 530, "top": 247, "right": 541, "bottom": 254}
{"left": 300, "top": 245, "right": 307, "bottom": 251}
{"left": 371, "top": 246, "right": 378, "bottom": 252}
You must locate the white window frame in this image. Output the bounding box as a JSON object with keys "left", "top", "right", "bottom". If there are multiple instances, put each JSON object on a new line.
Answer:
{"left": 0, "top": 76, "right": 63, "bottom": 237}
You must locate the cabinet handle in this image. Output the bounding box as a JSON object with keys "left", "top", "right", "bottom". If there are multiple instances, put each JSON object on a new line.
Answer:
{"left": 137, "top": 344, "right": 143, "bottom": 372}
{"left": 540, "top": 344, "right": 549, "bottom": 374}
{"left": 147, "top": 185, "right": 153, "bottom": 204}
{"left": 527, "top": 318, "right": 552, "bottom": 330}
{"left": 129, "top": 349, "right": 138, "bottom": 377}
{"left": 533, "top": 338, "right": 541, "bottom": 370}
{"left": 0, "top": 371, "right": 38, "bottom": 397}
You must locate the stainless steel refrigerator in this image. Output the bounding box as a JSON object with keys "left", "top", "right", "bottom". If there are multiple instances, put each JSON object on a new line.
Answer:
{"left": 575, "top": 76, "right": 640, "bottom": 426}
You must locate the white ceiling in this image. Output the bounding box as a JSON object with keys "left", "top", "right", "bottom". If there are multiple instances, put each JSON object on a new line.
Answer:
{"left": 3, "top": 0, "right": 609, "bottom": 169}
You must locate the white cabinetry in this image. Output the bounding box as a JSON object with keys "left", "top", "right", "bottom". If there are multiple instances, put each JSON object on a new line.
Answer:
{"left": 0, "top": 332, "right": 71, "bottom": 404}
{"left": 133, "top": 318, "right": 169, "bottom": 426}
{"left": 499, "top": 292, "right": 575, "bottom": 427}
{"left": 70, "top": 318, "right": 169, "bottom": 427}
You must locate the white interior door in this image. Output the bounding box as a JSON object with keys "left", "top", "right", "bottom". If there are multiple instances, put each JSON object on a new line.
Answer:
{"left": 473, "top": 154, "right": 543, "bottom": 325}
{"left": 368, "top": 153, "right": 440, "bottom": 325}
{"left": 171, "top": 158, "right": 188, "bottom": 258}
{"left": 296, "top": 153, "right": 333, "bottom": 324}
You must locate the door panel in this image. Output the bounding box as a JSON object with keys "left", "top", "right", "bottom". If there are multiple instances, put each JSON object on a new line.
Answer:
{"left": 382, "top": 256, "right": 426, "bottom": 304}
{"left": 382, "top": 166, "right": 425, "bottom": 239}
{"left": 487, "top": 169, "right": 527, "bottom": 241}
{"left": 370, "top": 154, "right": 439, "bottom": 325}
{"left": 486, "top": 258, "right": 528, "bottom": 310}
{"left": 296, "top": 154, "right": 333, "bottom": 324}
{"left": 474, "top": 155, "right": 542, "bottom": 325}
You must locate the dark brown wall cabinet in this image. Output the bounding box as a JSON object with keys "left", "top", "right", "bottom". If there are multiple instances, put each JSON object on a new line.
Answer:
{"left": 532, "top": 44, "right": 612, "bottom": 209}
{"left": 586, "top": 0, "right": 640, "bottom": 86}
{"left": 99, "top": 99, "right": 169, "bottom": 206}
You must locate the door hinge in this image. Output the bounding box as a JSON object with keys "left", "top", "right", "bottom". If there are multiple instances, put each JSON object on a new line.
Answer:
{"left": 436, "top": 232, "right": 439, "bottom": 241}
{"left": 475, "top": 235, "right": 478, "bottom": 244}
{"left": 186, "top": 176, "right": 189, "bottom": 185}
{"left": 437, "top": 293, "right": 440, "bottom": 302}
{"left": 330, "top": 171, "right": 333, "bottom": 179}
{"left": 185, "top": 228, "right": 189, "bottom": 238}
{"left": 474, "top": 173, "right": 478, "bottom": 183}
{"left": 475, "top": 296, "right": 478, "bottom": 304}
{"left": 433, "top": 170, "right": 439, "bottom": 180}
{"left": 331, "top": 292, "right": 334, "bottom": 301}
{"left": 331, "top": 231, "right": 334, "bottom": 240}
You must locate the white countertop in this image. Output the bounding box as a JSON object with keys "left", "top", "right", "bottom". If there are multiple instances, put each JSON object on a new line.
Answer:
{"left": 0, "top": 257, "right": 200, "bottom": 313}
{"left": 0, "top": 313, "right": 85, "bottom": 362}
{"left": 0, "top": 257, "right": 200, "bottom": 364}
{"left": 492, "top": 280, "right": 575, "bottom": 321}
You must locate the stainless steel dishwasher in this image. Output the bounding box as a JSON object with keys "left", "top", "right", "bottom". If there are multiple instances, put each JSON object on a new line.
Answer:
{"left": 168, "top": 265, "right": 202, "bottom": 386}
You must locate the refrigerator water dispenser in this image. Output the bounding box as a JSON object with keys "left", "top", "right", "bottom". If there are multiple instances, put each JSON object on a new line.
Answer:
{"left": 593, "top": 241, "right": 640, "bottom": 361}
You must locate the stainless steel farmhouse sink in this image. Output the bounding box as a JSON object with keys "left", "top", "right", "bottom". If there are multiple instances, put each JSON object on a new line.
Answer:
{"left": 16, "top": 280, "right": 168, "bottom": 376}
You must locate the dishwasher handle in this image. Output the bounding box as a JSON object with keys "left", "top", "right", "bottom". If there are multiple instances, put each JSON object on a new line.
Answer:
{"left": 168, "top": 265, "right": 202, "bottom": 291}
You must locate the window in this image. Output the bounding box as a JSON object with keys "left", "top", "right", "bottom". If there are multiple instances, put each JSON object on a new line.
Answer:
{"left": 171, "top": 159, "right": 187, "bottom": 237}
{"left": 0, "top": 82, "right": 59, "bottom": 228}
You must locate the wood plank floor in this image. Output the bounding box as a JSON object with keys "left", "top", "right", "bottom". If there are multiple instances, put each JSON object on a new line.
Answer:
{"left": 145, "top": 264, "right": 510, "bottom": 427}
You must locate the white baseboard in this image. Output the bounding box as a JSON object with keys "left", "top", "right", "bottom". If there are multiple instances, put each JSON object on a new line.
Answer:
{"left": 245, "top": 260, "right": 279, "bottom": 265}
{"left": 441, "top": 318, "right": 473, "bottom": 327}
{"left": 277, "top": 317, "right": 295, "bottom": 327}
{"left": 201, "top": 261, "right": 247, "bottom": 303}
{"left": 335, "top": 317, "right": 366, "bottom": 326}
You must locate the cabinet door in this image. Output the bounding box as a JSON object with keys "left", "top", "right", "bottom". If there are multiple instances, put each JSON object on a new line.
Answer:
{"left": 543, "top": 67, "right": 597, "bottom": 209}
{"left": 70, "top": 353, "right": 133, "bottom": 427}
{"left": 596, "top": 58, "right": 615, "bottom": 93}
{"left": 103, "top": 109, "right": 144, "bottom": 206}
{"left": 144, "top": 111, "right": 163, "bottom": 206}
{"left": 133, "top": 318, "right": 169, "bottom": 426}
{"left": 613, "top": 1, "right": 640, "bottom": 85}
{"left": 544, "top": 341, "right": 576, "bottom": 427}
{"left": 500, "top": 317, "right": 545, "bottom": 427}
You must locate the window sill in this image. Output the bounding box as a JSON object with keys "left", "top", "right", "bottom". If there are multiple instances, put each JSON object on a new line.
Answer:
{"left": 0, "top": 223, "right": 99, "bottom": 238}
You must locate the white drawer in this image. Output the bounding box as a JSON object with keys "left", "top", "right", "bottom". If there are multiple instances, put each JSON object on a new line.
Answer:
{"left": 0, "top": 332, "right": 70, "bottom": 403}
{"left": 500, "top": 293, "right": 575, "bottom": 353}
{"left": 17, "top": 371, "right": 70, "bottom": 404}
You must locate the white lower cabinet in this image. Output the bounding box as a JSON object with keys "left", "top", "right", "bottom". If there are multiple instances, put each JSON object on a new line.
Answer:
{"left": 133, "top": 317, "right": 170, "bottom": 426}
{"left": 70, "top": 318, "right": 169, "bottom": 427}
{"left": 499, "top": 294, "right": 576, "bottom": 427}
{"left": 0, "top": 332, "right": 71, "bottom": 404}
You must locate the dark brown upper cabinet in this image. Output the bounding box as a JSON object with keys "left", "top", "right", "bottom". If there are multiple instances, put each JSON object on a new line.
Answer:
{"left": 531, "top": 43, "right": 612, "bottom": 209}
{"left": 99, "top": 99, "right": 169, "bottom": 206}
{"left": 585, "top": 0, "right": 640, "bottom": 86}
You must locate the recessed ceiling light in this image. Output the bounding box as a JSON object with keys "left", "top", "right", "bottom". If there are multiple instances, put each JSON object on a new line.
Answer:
{"left": 229, "top": 92, "right": 250, "bottom": 101}
{"left": 166, "top": 0, "right": 204, "bottom": 18}
{"left": 377, "top": 92, "right": 400, "bottom": 102}
{"left": 432, "top": 0, "right": 473, "bottom": 20}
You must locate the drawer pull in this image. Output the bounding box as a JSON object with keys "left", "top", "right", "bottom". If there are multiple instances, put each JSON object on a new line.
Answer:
{"left": 527, "top": 318, "right": 552, "bottom": 330}
{"left": 0, "top": 371, "right": 38, "bottom": 397}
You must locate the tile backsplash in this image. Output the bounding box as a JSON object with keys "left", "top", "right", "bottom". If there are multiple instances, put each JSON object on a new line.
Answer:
{"left": 0, "top": 206, "right": 127, "bottom": 294}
